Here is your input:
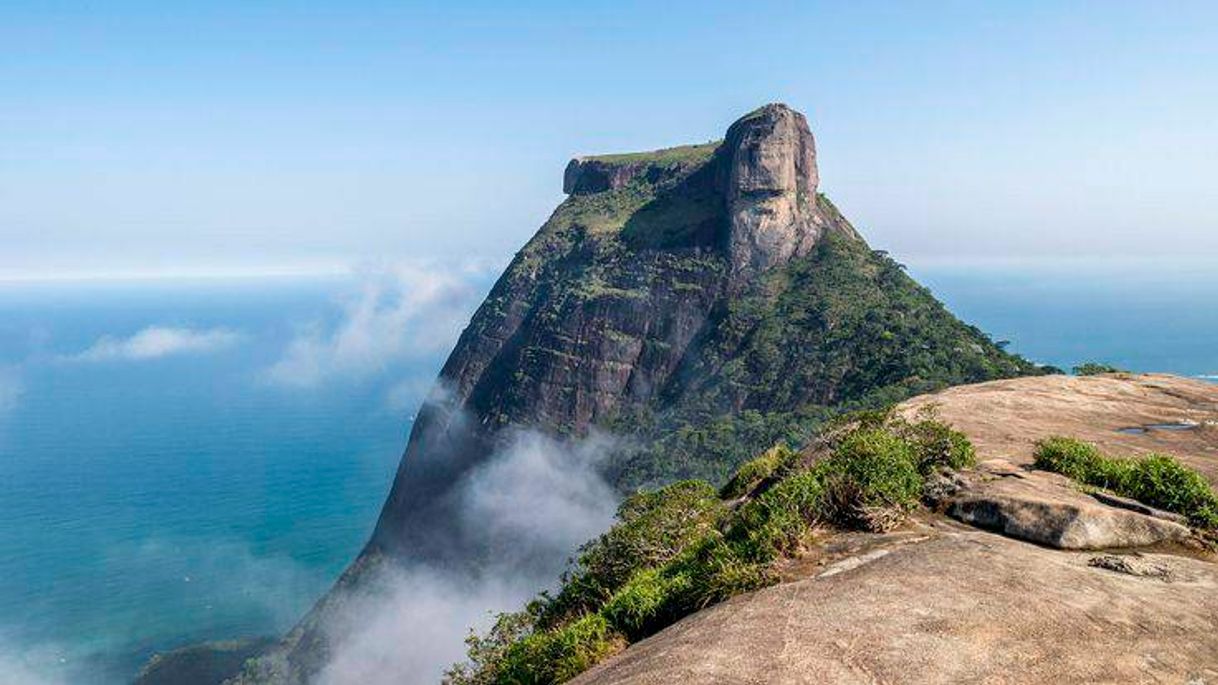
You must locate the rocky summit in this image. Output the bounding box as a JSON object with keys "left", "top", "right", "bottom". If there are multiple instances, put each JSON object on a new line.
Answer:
{"left": 221, "top": 104, "right": 1050, "bottom": 683}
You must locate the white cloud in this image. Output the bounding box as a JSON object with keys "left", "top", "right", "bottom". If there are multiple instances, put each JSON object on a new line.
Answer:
{"left": 315, "top": 429, "right": 620, "bottom": 685}
{"left": 66, "top": 326, "right": 242, "bottom": 362}
{"left": 265, "top": 262, "right": 484, "bottom": 388}
{"left": 0, "top": 367, "right": 22, "bottom": 415}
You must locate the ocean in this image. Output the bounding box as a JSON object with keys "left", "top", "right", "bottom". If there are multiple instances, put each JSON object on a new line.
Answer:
{"left": 0, "top": 262, "right": 1213, "bottom": 684}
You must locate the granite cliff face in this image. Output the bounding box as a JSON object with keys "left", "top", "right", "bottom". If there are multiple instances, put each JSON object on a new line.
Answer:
{"left": 233, "top": 104, "right": 1043, "bottom": 683}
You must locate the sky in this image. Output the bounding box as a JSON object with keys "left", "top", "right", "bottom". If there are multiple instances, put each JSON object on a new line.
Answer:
{"left": 3, "top": 0, "right": 1216, "bottom": 279}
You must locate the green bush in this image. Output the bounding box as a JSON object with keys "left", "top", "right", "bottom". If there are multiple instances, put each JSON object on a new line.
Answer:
{"left": 497, "top": 614, "right": 623, "bottom": 685}
{"left": 1033, "top": 437, "right": 1125, "bottom": 487}
{"left": 1073, "top": 362, "right": 1126, "bottom": 376}
{"left": 600, "top": 567, "right": 687, "bottom": 640}
{"left": 1123, "top": 454, "right": 1218, "bottom": 528}
{"left": 719, "top": 443, "right": 795, "bottom": 499}
{"left": 902, "top": 417, "right": 976, "bottom": 473}
{"left": 1034, "top": 437, "right": 1218, "bottom": 528}
{"left": 727, "top": 469, "right": 825, "bottom": 562}
{"left": 542, "top": 480, "right": 722, "bottom": 626}
{"left": 815, "top": 428, "right": 922, "bottom": 530}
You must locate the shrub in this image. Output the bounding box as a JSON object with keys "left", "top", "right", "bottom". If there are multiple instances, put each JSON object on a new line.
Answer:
{"left": 1034, "top": 438, "right": 1218, "bottom": 528}
{"left": 497, "top": 614, "right": 624, "bottom": 685}
{"left": 542, "top": 480, "right": 722, "bottom": 625}
{"left": 1123, "top": 454, "right": 1218, "bottom": 528}
{"left": 727, "top": 469, "right": 826, "bottom": 562}
{"left": 815, "top": 428, "right": 922, "bottom": 531}
{"left": 601, "top": 567, "right": 686, "bottom": 640}
{"left": 1033, "top": 437, "right": 1125, "bottom": 487}
{"left": 719, "top": 443, "right": 795, "bottom": 499}
{"left": 902, "top": 418, "right": 976, "bottom": 473}
{"left": 1073, "top": 362, "right": 1125, "bottom": 376}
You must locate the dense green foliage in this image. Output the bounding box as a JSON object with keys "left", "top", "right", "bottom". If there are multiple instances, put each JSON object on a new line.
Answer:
{"left": 612, "top": 229, "right": 1041, "bottom": 490}
{"left": 445, "top": 413, "right": 975, "bottom": 685}
{"left": 1072, "top": 362, "right": 1127, "bottom": 376}
{"left": 1034, "top": 437, "right": 1218, "bottom": 527}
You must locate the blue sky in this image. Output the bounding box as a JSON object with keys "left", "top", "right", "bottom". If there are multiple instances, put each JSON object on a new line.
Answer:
{"left": 3, "top": 0, "right": 1216, "bottom": 278}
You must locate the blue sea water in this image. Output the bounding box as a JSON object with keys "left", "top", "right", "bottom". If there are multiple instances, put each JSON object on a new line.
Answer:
{"left": 0, "top": 263, "right": 1213, "bottom": 683}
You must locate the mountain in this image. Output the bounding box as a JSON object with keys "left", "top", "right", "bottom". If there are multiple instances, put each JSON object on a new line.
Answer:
{"left": 229, "top": 103, "right": 1046, "bottom": 683}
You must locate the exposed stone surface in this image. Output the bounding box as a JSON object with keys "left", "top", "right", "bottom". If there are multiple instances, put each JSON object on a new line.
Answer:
{"left": 572, "top": 524, "right": 1218, "bottom": 685}
{"left": 939, "top": 459, "right": 1192, "bottom": 549}
{"left": 721, "top": 104, "right": 832, "bottom": 285}
{"left": 899, "top": 372, "right": 1218, "bottom": 486}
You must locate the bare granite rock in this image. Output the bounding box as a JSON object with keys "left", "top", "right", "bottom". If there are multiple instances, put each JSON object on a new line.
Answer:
{"left": 942, "top": 459, "right": 1193, "bottom": 549}
{"left": 572, "top": 525, "right": 1218, "bottom": 685}
{"left": 721, "top": 103, "right": 835, "bottom": 285}
{"left": 899, "top": 373, "right": 1218, "bottom": 486}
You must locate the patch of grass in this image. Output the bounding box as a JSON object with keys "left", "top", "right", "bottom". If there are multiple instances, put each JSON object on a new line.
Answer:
{"left": 1034, "top": 437, "right": 1218, "bottom": 528}
{"left": 581, "top": 142, "right": 720, "bottom": 166}
{"left": 814, "top": 427, "right": 922, "bottom": 531}
{"left": 496, "top": 613, "right": 625, "bottom": 685}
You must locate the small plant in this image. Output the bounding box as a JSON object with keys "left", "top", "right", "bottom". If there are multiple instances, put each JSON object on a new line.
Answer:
{"left": 815, "top": 428, "right": 922, "bottom": 531}
{"left": 719, "top": 443, "right": 795, "bottom": 499}
{"left": 1034, "top": 437, "right": 1218, "bottom": 528}
{"left": 1072, "top": 361, "right": 1126, "bottom": 376}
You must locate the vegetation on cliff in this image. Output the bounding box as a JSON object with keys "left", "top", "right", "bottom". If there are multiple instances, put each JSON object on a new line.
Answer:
{"left": 444, "top": 410, "right": 974, "bottom": 684}
{"left": 1034, "top": 437, "right": 1218, "bottom": 528}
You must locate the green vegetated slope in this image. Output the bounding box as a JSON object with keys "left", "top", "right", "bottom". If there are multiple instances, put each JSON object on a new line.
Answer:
{"left": 444, "top": 410, "right": 977, "bottom": 684}
{"left": 460, "top": 144, "right": 1045, "bottom": 492}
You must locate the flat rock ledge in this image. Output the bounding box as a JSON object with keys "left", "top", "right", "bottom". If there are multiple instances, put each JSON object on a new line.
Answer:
{"left": 936, "top": 459, "right": 1193, "bottom": 549}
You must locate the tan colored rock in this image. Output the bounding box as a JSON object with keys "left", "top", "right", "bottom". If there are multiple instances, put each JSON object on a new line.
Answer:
{"left": 899, "top": 373, "right": 1218, "bottom": 486}
{"left": 941, "top": 459, "right": 1192, "bottom": 549}
{"left": 721, "top": 103, "right": 829, "bottom": 284}
{"left": 572, "top": 525, "right": 1218, "bottom": 685}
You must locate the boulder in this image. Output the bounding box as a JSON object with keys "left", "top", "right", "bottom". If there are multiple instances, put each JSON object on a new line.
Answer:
{"left": 939, "top": 459, "right": 1192, "bottom": 549}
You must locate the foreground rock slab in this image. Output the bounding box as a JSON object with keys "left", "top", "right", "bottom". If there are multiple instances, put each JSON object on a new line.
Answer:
{"left": 900, "top": 373, "right": 1218, "bottom": 485}
{"left": 572, "top": 527, "right": 1218, "bottom": 685}
{"left": 940, "top": 459, "right": 1193, "bottom": 549}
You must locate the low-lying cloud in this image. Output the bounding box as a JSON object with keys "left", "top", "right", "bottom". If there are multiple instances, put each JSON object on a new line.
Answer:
{"left": 315, "top": 428, "right": 620, "bottom": 685}
{"left": 265, "top": 262, "right": 485, "bottom": 389}
{"left": 66, "top": 326, "right": 242, "bottom": 362}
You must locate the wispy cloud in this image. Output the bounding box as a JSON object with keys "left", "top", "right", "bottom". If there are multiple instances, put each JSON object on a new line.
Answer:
{"left": 0, "top": 367, "right": 24, "bottom": 415}
{"left": 316, "top": 428, "right": 619, "bottom": 684}
{"left": 264, "top": 262, "right": 485, "bottom": 389}
{"left": 65, "top": 326, "right": 242, "bottom": 362}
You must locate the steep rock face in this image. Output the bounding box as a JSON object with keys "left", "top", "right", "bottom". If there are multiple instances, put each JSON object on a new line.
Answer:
{"left": 721, "top": 104, "right": 828, "bottom": 284}
{"left": 239, "top": 104, "right": 1044, "bottom": 683}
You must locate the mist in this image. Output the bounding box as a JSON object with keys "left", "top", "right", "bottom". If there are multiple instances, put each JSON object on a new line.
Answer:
{"left": 314, "top": 428, "right": 621, "bottom": 684}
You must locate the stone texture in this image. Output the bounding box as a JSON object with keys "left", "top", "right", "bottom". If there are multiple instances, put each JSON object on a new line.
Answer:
{"left": 720, "top": 103, "right": 829, "bottom": 285}
{"left": 939, "top": 459, "right": 1193, "bottom": 549}
{"left": 899, "top": 373, "right": 1218, "bottom": 486}
{"left": 572, "top": 525, "right": 1218, "bottom": 685}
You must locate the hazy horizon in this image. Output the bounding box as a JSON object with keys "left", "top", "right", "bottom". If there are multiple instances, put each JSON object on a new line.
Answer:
{"left": 4, "top": 0, "right": 1216, "bottom": 279}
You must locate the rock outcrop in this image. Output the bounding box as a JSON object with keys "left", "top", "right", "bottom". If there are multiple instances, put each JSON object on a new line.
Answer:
{"left": 721, "top": 104, "right": 830, "bottom": 285}
{"left": 571, "top": 526, "right": 1218, "bottom": 685}
{"left": 571, "top": 373, "right": 1218, "bottom": 685}
{"left": 936, "top": 458, "right": 1192, "bottom": 549}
